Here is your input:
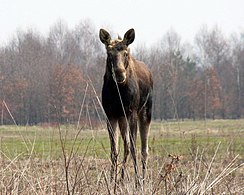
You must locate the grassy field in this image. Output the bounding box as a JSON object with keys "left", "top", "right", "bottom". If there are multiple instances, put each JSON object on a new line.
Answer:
{"left": 0, "top": 119, "right": 243, "bottom": 194}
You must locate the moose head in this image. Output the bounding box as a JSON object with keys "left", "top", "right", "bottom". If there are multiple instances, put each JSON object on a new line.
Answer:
{"left": 99, "top": 28, "right": 135, "bottom": 84}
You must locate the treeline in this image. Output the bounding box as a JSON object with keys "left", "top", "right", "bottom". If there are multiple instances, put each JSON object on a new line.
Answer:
{"left": 0, "top": 20, "right": 243, "bottom": 125}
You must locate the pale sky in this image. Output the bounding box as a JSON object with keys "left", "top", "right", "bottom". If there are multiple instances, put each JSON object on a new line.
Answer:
{"left": 0, "top": 0, "right": 243, "bottom": 46}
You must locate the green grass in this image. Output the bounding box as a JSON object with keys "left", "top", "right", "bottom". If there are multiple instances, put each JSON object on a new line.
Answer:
{"left": 0, "top": 124, "right": 111, "bottom": 160}
{"left": 149, "top": 119, "right": 244, "bottom": 159}
{"left": 0, "top": 119, "right": 243, "bottom": 160}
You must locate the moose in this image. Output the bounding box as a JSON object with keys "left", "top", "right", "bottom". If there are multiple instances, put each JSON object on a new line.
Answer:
{"left": 99, "top": 28, "right": 153, "bottom": 184}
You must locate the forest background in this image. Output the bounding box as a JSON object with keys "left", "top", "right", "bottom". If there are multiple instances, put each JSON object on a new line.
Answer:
{"left": 0, "top": 20, "right": 243, "bottom": 125}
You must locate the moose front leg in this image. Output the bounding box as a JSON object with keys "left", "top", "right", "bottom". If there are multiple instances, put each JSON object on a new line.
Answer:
{"left": 129, "top": 112, "right": 139, "bottom": 186}
{"left": 118, "top": 117, "right": 129, "bottom": 181}
{"left": 107, "top": 118, "right": 119, "bottom": 182}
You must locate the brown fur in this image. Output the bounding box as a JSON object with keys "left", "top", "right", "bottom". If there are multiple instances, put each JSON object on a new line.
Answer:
{"left": 99, "top": 28, "right": 153, "bottom": 183}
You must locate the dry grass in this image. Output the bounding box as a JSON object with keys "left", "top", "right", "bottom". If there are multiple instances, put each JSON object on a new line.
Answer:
{"left": 0, "top": 120, "right": 244, "bottom": 194}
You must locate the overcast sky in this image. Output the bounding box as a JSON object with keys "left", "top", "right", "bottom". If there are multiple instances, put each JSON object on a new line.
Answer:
{"left": 0, "top": 0, "right": 243, "bottom": 46}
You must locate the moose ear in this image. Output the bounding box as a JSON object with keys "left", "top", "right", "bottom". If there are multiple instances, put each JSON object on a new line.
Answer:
{"left": 99, "top": 29, "right": 111, "bottom": 45}
{"left": 123, "top": 28, "right": 135, "bottom": 46}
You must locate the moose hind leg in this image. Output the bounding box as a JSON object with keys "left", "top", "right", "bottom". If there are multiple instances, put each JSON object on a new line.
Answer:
{"left": 139, "top": 108, "right": 151, "bottom": 180}
{"left": 107, "top": 118, "right": 119, "bottom": 182}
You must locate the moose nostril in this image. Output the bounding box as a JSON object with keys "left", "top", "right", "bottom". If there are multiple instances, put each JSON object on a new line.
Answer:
{"left": 116, "top": 75, "right": 126, "bottom": 83}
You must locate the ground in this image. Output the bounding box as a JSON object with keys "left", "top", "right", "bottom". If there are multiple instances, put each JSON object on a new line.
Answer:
{"left": 0, "top": 119, "right": 243, "bottom": 194}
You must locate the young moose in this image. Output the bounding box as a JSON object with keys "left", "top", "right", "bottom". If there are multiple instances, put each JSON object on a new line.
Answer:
{"left": 99, "top": 28, "right": 153, "bottom": 183}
